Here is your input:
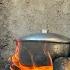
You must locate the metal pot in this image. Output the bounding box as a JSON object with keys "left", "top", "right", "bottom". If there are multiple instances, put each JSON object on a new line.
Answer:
{"left": 16, "top": 32, "right": 70, "bottom": 66}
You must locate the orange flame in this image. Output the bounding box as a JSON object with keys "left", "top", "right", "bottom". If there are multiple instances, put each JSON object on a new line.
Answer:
{"left": 9, "top": 41, "right": 53, "bottom": 70}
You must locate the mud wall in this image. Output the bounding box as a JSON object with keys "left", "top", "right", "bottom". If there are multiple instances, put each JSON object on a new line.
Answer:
{"left": 0, "top": 0, "right": 70, "bottom": 59}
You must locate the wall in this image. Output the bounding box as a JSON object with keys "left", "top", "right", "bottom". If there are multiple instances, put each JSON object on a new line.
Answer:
{"left": 0, "top": 0, "right": 70, "bottom": 59}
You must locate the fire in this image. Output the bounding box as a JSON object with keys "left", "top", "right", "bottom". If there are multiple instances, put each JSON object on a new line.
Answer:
{"left": 9, "top": 40, "right": 53, "bottom": 70}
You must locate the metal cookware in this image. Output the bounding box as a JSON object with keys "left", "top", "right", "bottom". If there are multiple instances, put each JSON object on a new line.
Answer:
{"left": 17, "top": 32, "right": 70, "bottom": 66}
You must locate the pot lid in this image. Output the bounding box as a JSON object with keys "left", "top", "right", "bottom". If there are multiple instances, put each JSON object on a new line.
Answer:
{"left": 18, "top": 33, "right": 70, "bottom": 43}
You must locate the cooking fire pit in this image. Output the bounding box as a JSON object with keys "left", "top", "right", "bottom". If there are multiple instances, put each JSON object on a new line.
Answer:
{"left": 5, "top": 32, "right": 70, "bottom": 70}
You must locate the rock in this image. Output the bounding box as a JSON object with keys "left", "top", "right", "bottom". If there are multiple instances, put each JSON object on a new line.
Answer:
{"left": 54, "top": 57, "right": 70, "bottom": 70}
